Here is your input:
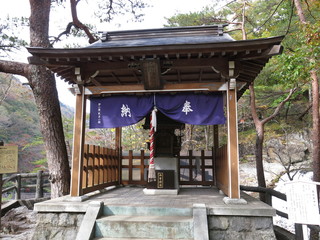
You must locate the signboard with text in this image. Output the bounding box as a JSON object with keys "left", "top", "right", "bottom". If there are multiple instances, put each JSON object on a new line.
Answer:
{"left": 0, "top": 146, "right": 18, "bottom": 174}
{"left": 285, "top": 181, "right": 320, "bottom": 225}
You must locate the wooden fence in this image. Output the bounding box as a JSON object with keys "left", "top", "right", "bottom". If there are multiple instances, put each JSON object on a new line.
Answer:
{"left": 121, "top": 150, "right": 149, "bottom": 185}
{"left": 81, "top": 144, "right": 119, "bottom": 194}
{"left": 178, "top": 149, "right": 215, "bottom": 185}
{"left": 1, "top": 170, "right": 50, "bottom": 200}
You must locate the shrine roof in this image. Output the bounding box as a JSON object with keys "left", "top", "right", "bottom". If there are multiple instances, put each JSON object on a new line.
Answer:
{"left": 87, "top": 25, "right": 235, "bottom": 48}
{"left": 27, "top": 25, "right": 284, "bottom": 98}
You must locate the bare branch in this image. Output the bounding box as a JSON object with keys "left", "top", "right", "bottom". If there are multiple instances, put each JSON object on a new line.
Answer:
{"left": 261, "top": 87, "right": 297, "bottom": 125}
{"left": 50, "top": 22, "right": 75, "bottom": 45}
{"left": 298, "top": 103, "right": 312, "bottom": 120}
{"left": 70, "top": 0, "right": 98, "bottom": 43}
{"left": 285, "top": 0, "right": 295, "bottom": 36}
{"left": 241, "top": 1, "right": 247, "bottom": 40}
{"left": 224, "top": 28, "right": 242, "bottom": 33}
{"left": 304, "top": 0, "right": 318, "bottom": 21}
{"left": 250, "top": 0, "right": 286, "bottom": 34}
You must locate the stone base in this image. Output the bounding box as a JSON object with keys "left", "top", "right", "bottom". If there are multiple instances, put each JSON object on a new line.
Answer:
{"left": 208, "top": 215, "right": 276, "bottom": 240}
{"left": 143, "top": 188, "right": 179, "bottom": 195}
{"left": 30, "top": 212, "right": 84, "bottom": 240}
{"left": 223, "top": 197, "right": 248, "bottom": 205}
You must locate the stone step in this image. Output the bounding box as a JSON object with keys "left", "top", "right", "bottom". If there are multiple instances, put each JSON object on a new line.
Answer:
{"left": 103, "top": 205, "right": 192, "bottom": 217}
{"left": 95, "top": 238, "right": 194, "bottom": 240}
{"left": 95, "top": 215, "right": 194, "bottom": 239}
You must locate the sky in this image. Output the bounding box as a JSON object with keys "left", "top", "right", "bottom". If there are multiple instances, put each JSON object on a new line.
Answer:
{"left": 1, "top": 0, "right": 215, "bottom": 107}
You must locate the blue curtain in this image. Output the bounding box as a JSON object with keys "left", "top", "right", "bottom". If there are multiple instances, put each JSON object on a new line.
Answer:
{"left": 90, "top": 93, "right": 225, "bottom": 128}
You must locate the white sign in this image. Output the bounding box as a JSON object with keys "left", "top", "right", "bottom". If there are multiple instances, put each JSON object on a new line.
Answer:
{"left": 285, "top": 181, "right": 320, "bottom": 225}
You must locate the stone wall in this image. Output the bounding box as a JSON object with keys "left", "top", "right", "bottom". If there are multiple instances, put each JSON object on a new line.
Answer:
{"left": 208, "top": 215, "right": 276, "bottom": 240}
{"left": 31, "top": 212, "right": 84, "bottom": 240}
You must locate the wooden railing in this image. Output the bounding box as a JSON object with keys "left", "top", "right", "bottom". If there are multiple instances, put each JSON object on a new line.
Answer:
{"left": 81, "top": 144, "right": 119, "bottom": 194}
{"left": 240, "top": 185, "right": 320, "bottom": 239}
{"left": 1, "top": 170, "right": 50, "bottom": 200}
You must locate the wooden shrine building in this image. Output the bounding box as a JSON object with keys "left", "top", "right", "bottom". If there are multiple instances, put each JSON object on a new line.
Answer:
{"left": 27, "top": 25, "right": 283, "bottom": 200}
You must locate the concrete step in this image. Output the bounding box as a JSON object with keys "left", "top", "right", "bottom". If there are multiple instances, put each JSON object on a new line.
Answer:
{"left": 95, "top": 215, "right": 194, "bottom": 239}
{"left": 103, "top": 205, "right": 192, "bottom": 217}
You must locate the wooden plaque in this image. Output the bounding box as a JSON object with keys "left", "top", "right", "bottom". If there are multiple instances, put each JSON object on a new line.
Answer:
{"left": 0, "top": 146, "right": 18, "bottom": 174}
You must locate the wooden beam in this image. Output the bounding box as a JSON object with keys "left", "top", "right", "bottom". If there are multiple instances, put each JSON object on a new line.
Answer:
{"left": 85, "top": 82, "right": 227, "bottom": 95}
{"left": 70, "top": 87, "right": 87, "bottom": 197}
{"left": 226, "top": 81, "right": 240, "bottom": 199}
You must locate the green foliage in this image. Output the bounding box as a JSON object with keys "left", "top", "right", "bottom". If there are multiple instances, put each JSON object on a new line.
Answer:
{"left": 31, "top": 158, "right": 48, "bottom": 172}
{"left": 164, "top": 7, "right": 215, "bottom": 27}
{"left": 0, "top": 16, "right": 28, "bottom": 54}
{"left": 0, "top": 73, "right": 74, "bottom": 172}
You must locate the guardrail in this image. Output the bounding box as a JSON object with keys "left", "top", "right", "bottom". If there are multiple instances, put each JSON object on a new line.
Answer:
{"left": 1, "top": 170, "right": 50, "bottom": 200}
{"left": 240, "top": 185, "right": 320, "bottom": 239}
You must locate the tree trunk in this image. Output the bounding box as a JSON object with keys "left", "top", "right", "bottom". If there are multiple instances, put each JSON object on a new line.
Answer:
{"left": 311, "top": 70, "right": 320, "bottom": 183}
{"left": 292, "top": 2, "right": 319, "bottom": 238}
{"left": 29, "top": 0, "right": 70, "bottom": 198}
{"left": 250, "top": 83, "right": 295, "bottom": 202}
{"left": 255, "top": 125, "right": 267, "bottom": 202}
{"left": 293, "top": 0, "right": 307, "bottom": 24}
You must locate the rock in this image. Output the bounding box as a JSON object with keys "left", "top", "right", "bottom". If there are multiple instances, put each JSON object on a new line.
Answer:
{"left": 0, "top": 206, "right": 36, "bottom": 239}
{"left": 265, "top": 130, "right": 311, "bottom": 164}
{"left": 30, "top": 212, "right": 84, "bottom": 240}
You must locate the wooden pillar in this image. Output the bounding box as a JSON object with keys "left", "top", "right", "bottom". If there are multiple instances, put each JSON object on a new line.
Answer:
{"left": 0, "top": 140, "right": 3, "bottom": 228}
{"left": 115, "top": 127, "right": 122, "bottom": 150}
{"left": 213, "top": 125, "right": 219, "bottom": 149}
{"left": 115, "top": 127, "right": 122, "bottom": 184}
{"left": 226, "top": 78, "right": 240, "bottom": 199}
{"left": 213, "top": 125, "right": 219, "bottom": 185}
{"left": 70, "top": 87, "right": 87, "bottom": 197}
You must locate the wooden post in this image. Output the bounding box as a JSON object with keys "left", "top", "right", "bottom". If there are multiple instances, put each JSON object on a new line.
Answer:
{"left": 265, "top": 192, "right": 272, "bottom": 206}
{"left": 16, "top": 174, "right": 21, "bottom": 200}
{"left": 226, "top": 78, "right": 240, "bottom": 199}
{"left": 35, "top": 170, "right": 43, "bottom": 199}
{"left": 70, "top": 87, "right": 87, "bottom": 196}
{"left": 213, "top": 125, "right": 219, "bottom": 185}
{"left": 295, "top": 223, "right": 303, "bottom": 240}
{"left": 115, "top": 127, "right": 122, "bottom": 184}
{"left": 0, "top": 140, "right": 3, "bottom": 227}
{"left": 213, "top": 125, "right": 219, "bottom": 149}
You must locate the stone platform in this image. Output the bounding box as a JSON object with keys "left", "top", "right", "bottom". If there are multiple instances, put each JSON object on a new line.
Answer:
{"left": 32, "top": 186, "right": 277, "bottom": 240}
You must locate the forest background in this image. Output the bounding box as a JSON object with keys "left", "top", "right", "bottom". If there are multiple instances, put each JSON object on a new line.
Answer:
{"left": 0, "top": 0, "right": 319, "bottom": 196}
